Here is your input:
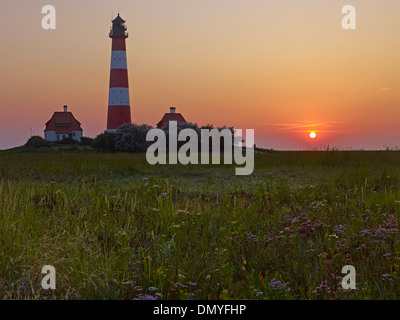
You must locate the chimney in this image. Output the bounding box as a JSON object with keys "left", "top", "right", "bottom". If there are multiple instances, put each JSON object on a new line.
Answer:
{"left": 170, "top": 107, "right": 176, "bottom": 114}
{"left": 64, "top": 105, "right": 68, "bottom": 112}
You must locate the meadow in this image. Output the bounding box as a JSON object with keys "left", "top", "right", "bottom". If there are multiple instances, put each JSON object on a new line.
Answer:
{"left": 0, "top": 149, "right": 399, "bottom": 300}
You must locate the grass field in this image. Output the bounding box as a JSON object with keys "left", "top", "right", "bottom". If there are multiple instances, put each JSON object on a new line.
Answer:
{"left": 0, "top": 149, "right": 399, "bottom": 300}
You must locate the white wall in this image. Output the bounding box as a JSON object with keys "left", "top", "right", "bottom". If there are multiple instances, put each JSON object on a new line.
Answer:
{"left": 44, "top": 131, "right": 57, "bottom": 142}
{"left": 45, "top": 130, "right": 82, "bottom": 142}
{"left": 72, "top": 131, "right": 82, "bottom": 142}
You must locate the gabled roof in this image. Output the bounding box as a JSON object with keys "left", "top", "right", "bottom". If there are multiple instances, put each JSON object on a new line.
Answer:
{"left": 45, "top": 112, "right": 83, "bottom": 134}
{"left": 157, "top": 113, "right": 187, "bottom": 129}
{"left": 113, "top": 14, "right": 126, "bottom": 23}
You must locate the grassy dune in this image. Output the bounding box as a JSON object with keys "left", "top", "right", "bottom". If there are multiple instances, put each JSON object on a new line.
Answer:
{"left": 0, "top": 150, "right": 399, "bottom": 299}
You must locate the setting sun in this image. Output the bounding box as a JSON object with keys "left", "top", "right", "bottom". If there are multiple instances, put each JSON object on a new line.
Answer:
{"left": 309, "top": 132, "right": 317, "bottom": 139}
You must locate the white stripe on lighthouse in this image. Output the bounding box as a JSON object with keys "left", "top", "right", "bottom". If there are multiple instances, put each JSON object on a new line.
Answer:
{"left": 108, "top": 87, "right": 130, "bottom": 106}
{"left": 110, "top": 51, "right": 128, "bottom": 70}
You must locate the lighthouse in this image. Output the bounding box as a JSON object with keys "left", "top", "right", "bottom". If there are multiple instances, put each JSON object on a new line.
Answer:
{"left": 107, "top": 14, "right": 131, "bottom": 131}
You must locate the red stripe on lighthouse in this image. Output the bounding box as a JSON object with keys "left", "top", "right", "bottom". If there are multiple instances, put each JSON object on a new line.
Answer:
{"left": 109, "top": 69, "right": 129, "bottom": 88}
{"left": 107, "top": 106, "right": 131, "bottom": 130}
{"left": 112, "top": 38, "right": 126, "bottom": 51}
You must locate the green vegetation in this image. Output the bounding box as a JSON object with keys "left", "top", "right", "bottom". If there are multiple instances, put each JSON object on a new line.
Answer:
{"left": 25, "top": 136, "right": 51, "bottom": 150}
{"left": 0, "top": 150, "right": 399, "bottom": 300}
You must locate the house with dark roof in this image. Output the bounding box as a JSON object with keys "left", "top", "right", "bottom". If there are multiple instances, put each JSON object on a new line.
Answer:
{"left": 44, "top": 106, "right": 83, "bottom": 142}
{"left": 156, "top": 107, "right": 187, "bottom": 129}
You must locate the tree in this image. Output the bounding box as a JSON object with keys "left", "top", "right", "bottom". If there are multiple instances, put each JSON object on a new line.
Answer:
{"left": 92, "top": 131, "right": 116, "bottom": 152}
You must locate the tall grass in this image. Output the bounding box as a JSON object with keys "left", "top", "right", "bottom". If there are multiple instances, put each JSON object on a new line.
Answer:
{"left": 0, "top": 150, "right": 399, "bottom": 299}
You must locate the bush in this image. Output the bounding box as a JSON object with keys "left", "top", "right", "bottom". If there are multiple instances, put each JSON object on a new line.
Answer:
{"left": 25, "top": 136, "right": 51, "bottom": 150}
{"left": 56, "top": 137, "right": 78, "bottom": 145}
{"left": 114, "top": 123, "right": 154, "bottom": 152}
{"left": 92, "top": 132, "right": 116, "bottom": 152}
{"left": 80, "top": 137, "right": 94, "bottom": 146}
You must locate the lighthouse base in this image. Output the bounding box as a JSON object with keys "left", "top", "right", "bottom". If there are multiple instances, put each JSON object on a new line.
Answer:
{"left": 107, "top": 105, "right": 131, "bottom": 131}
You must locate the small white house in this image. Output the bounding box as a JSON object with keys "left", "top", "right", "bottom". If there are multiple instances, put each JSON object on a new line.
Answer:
{"left": 44, "top": 106, "right": 83, "bottom": 142}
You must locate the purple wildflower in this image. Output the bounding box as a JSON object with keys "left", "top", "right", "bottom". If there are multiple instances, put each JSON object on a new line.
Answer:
{"left": 246, "top": 233, "right": 258, "bottom": 244}
{"left": 135, "top": 295, "right": 157, "bottom": 300}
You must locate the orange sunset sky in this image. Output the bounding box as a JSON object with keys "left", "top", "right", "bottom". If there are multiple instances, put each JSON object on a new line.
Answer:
{"left": 1, "top": 0, "right": 400, "bottom": 150}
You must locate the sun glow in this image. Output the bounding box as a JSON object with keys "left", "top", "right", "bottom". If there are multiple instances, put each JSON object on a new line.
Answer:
{"left": 309, "top": 132, "right": 317, "bottom": 139}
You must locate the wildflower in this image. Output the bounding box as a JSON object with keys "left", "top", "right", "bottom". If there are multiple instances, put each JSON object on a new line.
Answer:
{"left": 135, "top": 295, "right": 157, "bottom": 300}
{"left": 383, "top": 253, "right": 391, "bottom": 260}
{"left": 148, "top": 286, "right": 158, "bottom": 292}
{"left": 359, "top": 229, "right": 370, "bottom": 236}
{"left": 325, "top": 260, "right": 332, "bottom": 266}
{"left": 189, "top": 293, "right": 195, "bottom": 300}
{"left": 382, "top": 274, "right": 393, "bottom": 281}
{"left": 312, "top": 281, "right": 331, "bottom": 297}
{"left": 334, "top": 225, "right": 346, "bottom": 235}
{"left": 296, "top": 214, "right": 324, "bottom": 236}
{"left": 318, "top": 252, "right": 328, "bottom": 258}
{"left": 187, "top": 282, "right": 196, "bottom": 286}
{"left": 282, "top": 214, "right": 293, "bottom": 221}
{"left": 384, "top": 214, "right": 398, "bottom": 229}
{"left": 205, "top": 275, "right": 211, "bottom": 280}
{"left": 246, "top": 233, "right": 258, "bottom": 244}
{"left": 254, "top": 289, "right": 263, "bottom": 297}
{"left": 268, "top": 279, "right": 290, "bottom": 291}
{"left": 356, "top": 244, "right": 367, "bottom": 251}
{"left": 312, "top": 201, "right": 325, "bottom": 209}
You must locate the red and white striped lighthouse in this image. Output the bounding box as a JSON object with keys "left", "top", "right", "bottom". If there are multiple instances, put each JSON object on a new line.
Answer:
{"left": 107, "top": 14, "right": 131, "bottom": 131}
